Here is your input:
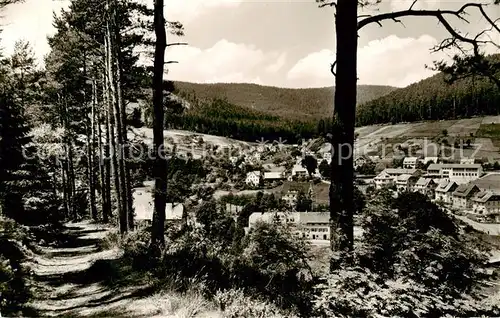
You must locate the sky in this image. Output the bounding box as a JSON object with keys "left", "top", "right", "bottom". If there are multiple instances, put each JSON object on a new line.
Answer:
{"left": 1, "top": 0, "right": 499, "bottom": 88}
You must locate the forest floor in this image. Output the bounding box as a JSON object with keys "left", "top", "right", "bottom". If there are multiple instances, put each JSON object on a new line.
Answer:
{"left": 25, "top": 221, "right": 220, "bottom": 317}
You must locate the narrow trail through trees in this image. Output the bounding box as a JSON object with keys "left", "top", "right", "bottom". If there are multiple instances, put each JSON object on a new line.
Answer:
{"left": 25, "top": 222, "right": 167, "bottom": 317}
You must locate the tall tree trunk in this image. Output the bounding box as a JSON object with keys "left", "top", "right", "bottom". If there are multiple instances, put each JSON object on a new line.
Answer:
{"left": 61, "top": 160, "right": 69, "bottom": 219}
{"left": 329, "top": 0, "right": 357, "bottom": 263}
{"left": 151, "top": 0, "right": 167, "bottom": 249}
{"left": 89, "top": 77, "right": 98, "bottom": 220}
{"left": 62, "top": 97, "right": 77, "bottom": 221}
{"left": 97, "top": 102, "right": 108, "bottom": 223}
{"left": 105, "top": 23, "right": 125, "bottom": 231}
{"left": 111, "top": 2, "right": 134, "bottom": 230}
{"left": 101, "top": 73, "right": 112, "bottom": 223}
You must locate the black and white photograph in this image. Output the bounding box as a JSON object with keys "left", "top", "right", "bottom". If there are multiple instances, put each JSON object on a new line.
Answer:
{"left": 0, "top": 0, "right": 499, "bottom": 317}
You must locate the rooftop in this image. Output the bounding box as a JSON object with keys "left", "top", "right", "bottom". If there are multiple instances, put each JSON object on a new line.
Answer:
{"left": 453, "top": 184, "right": 479, "bottom": 197}
{"left": 384, "top": 168, "right": 418, "bottom": 175}
{"left": 427, "top": 163, "right": 482, "bottom": 171}
{"left": 415, "top": 177, "right": 434, "bottom": 187}
{"left": 264, "top": 171, "right": 284, "bottom": 179}
{"left": 472, "top": 191, "right": 500, "bottom": 203}
{"left": 435, "top": 179, "right": 458, "bottom": 193}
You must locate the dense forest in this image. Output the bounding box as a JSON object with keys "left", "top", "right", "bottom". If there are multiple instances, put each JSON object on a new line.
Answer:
{"left": 356, "top": 54, "right": 500, "bottom": 126}
{"left": 161, "top": 96, "right": 324, "bottom": 143}
{"left": 173, "top": 81, "right": 396, "bottom": 120}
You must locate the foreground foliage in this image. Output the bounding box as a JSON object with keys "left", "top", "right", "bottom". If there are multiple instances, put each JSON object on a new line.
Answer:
{"left": 315, "top": 191, "right": 499, "bottom": 317}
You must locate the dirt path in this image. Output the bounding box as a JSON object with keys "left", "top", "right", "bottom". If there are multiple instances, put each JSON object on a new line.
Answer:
{"left": 26, "top": 221, "right": 218, "bottom": 318}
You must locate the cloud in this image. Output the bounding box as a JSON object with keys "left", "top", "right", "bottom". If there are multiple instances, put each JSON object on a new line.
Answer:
{"left": 1, "top": 0, "right": 69, "bottom": 61}
{"left": 266, "top": 52, "right": 287, "bottom": 73}
{"left": 163, "top": 39, "right": 278, "bottom": 84}
{"left": 287, "top": 34, "right": 446, "bottom": 88}
{"left": 167, "top": 0, "right": 243, "bottom": 23}
{"left": 390, "top": 0, "right": 439, "bottom": 11}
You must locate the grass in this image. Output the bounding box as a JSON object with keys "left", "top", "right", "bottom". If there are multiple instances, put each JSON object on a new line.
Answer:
{"left": 405, "top": 120, "right": 458, "bottom": 138}
{"left": 476, "top": 124, "right": 500, "bottom": 148}
{"left": 477, "top": 124, "right": 500, "bottom": 139}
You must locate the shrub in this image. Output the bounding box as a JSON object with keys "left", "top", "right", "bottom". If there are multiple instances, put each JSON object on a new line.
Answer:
{"left": 314, "top": 266, "right": 500, "bottom": 317}
{"left": 214, "top": 288, "right": 298, "bottom": 318}
{"left": 0, "top": 218, "right": 30, "bottom": 316}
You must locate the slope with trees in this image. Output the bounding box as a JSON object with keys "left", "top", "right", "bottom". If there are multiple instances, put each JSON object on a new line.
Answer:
{"left": 357, "top": 54, "right": 500, "bottom": 126}
{"left": 174, "top": 81, "right": 396, "bottom": 120}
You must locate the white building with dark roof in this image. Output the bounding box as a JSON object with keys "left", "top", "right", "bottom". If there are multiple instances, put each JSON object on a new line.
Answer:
{"left": 471, "top": 191, "right": 500, "bottom": 222}
{"left": 245, "top": 171, "right": 261, "bottom": 187}
{"left": 396, "top": 174, "right": 418, "bottom": 192}
{"left": 403, "top": 157, "right": 419, "bottom": 169}
{"left": 452, "top": 184, "right": 481, "bottom": 209}
{"left": 434, "top": 179, "right": 458, "bottom": 204}
{"left": 264, "top": 171, "right": 285, "bottom": 181}
{"left": 426, "top": 163, "right": 483, "bottom": 184}
{"left": 414, "top": 177, "right": 437, "bottom": 196}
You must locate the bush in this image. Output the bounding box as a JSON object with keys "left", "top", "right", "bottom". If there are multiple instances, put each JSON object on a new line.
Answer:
{"left": 314, "top": 266, "right": 500, "bottom": 317}
{"left": 0, "top": 218, "right": 31, "bottom": 316}
{"left": 357, "top": 192, "right": 488, "bottom": 293}
{"left": 314, "top": 192, "right": 496, "bottom": 317}
{"left": 214, "top": 288, "right": 298, "bottom": 318}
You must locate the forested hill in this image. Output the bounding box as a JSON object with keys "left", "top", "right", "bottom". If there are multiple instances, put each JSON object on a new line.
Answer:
{"left": 356, "top": 54, "right": 500, "bottom": 126}
{"left": 173, "top": 81, "right": 396, "bottom": 120}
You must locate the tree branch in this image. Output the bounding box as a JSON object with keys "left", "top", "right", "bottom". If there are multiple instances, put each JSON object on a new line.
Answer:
{"left": 330, "top": 60, "right": 337, "bottom": 77}
{"left": 316, "top": 0, "right": 336, "bottom": 9}
{"left": 166, "top": 42, "right": 188, "bottom": 48}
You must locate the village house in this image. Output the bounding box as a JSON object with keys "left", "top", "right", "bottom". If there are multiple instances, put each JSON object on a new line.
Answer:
{"left": 396, "top": 174, "right": 418, "bottom": 192}
{"left": 434, "top": 179, "right": 458, "bottom": 204}
{"left": 426, "top": 164, "right": 483, "bottom": 184}
{"left": 245, "top": 171, "right": 261, "bottom": 187}
{"left": 452, "top": 183, "right": 480, "bottom": 209}
{"left": 471, "top": 191, "right": 500, "bottom": 222}
{"left": 291, "top": 164, "right": 308, "bottom": 178}
{"left": 374, "top": 168, "right": 420, "bottom": 189}
{"left": 403, "top": 157, "right": 419, "bottom": 169}
{"left": 384, "top": 168, "right": 419, "bottom": 178}
{"left": 135, "top": 202, "right": 184, "bottom": 227}
{"left": 280, "top": 181, "right": 313, "bottom": 206}
{"left": 247, "top": 211, "right": 331, "bottom": 242}
{"left": 374, "top": 171, "right": 394, "bottom": 189}
{"left": 413, "top": 177, "right": 437, "bottom": 196}
{"left": 264, "top": 171, "right": 285, "bottom": 182}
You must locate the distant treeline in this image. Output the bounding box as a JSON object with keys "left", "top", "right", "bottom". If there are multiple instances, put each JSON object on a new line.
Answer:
{"left": 164, "top": 97, "right": 323, "bottom": 143}
{"left": 356, "top": 56, "right": 500, "bottom": 126}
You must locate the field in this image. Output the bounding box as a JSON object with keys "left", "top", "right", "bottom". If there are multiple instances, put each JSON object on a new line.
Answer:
{"left": 355, "top": 116, "right": 500, "bottom": 161}
{"left": 126, "top": 116, "right": 500, "bottom": 165}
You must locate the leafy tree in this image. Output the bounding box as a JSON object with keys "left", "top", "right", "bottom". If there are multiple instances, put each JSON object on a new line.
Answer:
{"left": 296, "top": 191, "right": 312, "bottom": 212}
{"left": 301, "top": 155, "right": 318, "bottom": 176}
{"left": 353, "top": 187, "right": 365, "bottom": 215}
{"left": 392, "top": 157, "right": 403, "bottom": 168}
{"left": 318, "top": 159, "right": 331, "bottom": 179}
{"left": 356, "top": 161, "right": 375, "bottom": 175}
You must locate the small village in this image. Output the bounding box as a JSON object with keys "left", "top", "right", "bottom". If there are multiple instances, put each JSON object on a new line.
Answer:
{"left": 133, "top": 134, "right": 500, "bottom": 246}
